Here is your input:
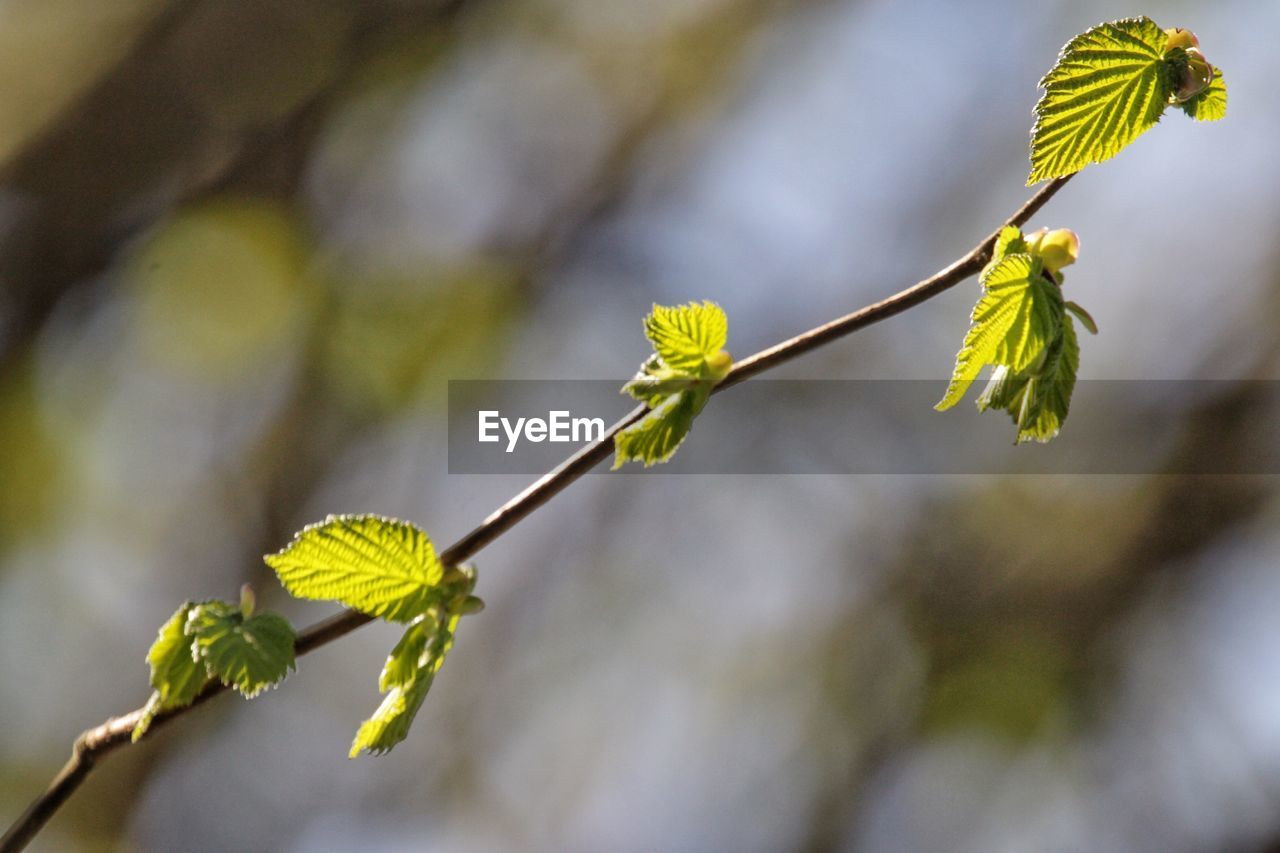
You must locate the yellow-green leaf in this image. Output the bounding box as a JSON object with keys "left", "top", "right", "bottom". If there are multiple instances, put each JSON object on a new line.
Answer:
{"left": 350, "top": 614, "right": 460, "bottom": 758}
{"left": 978, "top": 315, "right": 1081, "bottom": 444}
{"left": 265, "top": 515, "right": 446, "bottom": 623}
{"left": 1028, "top": 17, "right": 1171, "bottom": 184}
{"left": 133, "top": 602, "right": 209, "bottom": 742}
{"left": 378, "top": 619, "right": 430, "bottom": 692}
{"left": 643, "top": 301, "right": 728, "bottom": 373}
{"left": 145, "top": 603, "right": 207, "bottom": 706}
{"left": 990, "top": 226, "right": 1028, "bottom": 270}
{"left": 613, "top": 386, "right": 708, "bottom": 469}
{"left": 936, "top": 254, "right": 1062, "bottom": 410}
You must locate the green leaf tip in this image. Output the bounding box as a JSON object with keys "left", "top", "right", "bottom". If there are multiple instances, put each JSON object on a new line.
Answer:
{"left": 1028, "top": 18, "right": 1226, "bottom": 184}
{"left": 937, "top": 225, "right": 1092, "bottom": 444}
{"left": 615, "top": 301, "right": 732, "bottom": 469}
{"left": 133, "top": 597, "right": 298, "bottom": 741}
{"left": 264, "top": 514, "right": 448, "bottom": 623}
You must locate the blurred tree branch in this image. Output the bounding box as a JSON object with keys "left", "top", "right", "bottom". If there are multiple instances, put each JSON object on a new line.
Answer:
{"left": 0, "top": 0, "right": 475, "bottom": 368}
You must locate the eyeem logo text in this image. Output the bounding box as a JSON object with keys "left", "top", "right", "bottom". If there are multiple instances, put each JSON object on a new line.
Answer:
{"left": 478, "top": 410, "right": 605, "bottom": 453}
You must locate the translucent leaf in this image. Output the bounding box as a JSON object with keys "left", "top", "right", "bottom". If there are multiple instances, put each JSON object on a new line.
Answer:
{"left": 614, "top": 302, "right": 731, "bottom": 468}
{"left": 188, "top": 602, "right": 296, "bottom": 698}
{"left": 936, "top": 254, "right": 1063, "bottom": 410}
{"left": 379, "top": 618, "right": 431, "bottom": 692}
{"left": 643, "top": 301, "right": 728, "bottom": 373}
{"left": 613, "top": 386, "right": 709, "bottom": 469}
{"left": 1181, "top": 66, "right": 1226, "bottom": 121}
{"left": 351, "top": 615, "right": 460, "bottom": 758}
{"left": 265, "top": 515, "right": 446, "bottom": 623}
{"left": 350, "top": 676, "right": 433, "bottom": 758}
{"left": 990, "top": 226, "right": 1028, "bottom": 269}
{"left": 1028, "top": 17, "right": 1171, "bottom": 184}
{"left": 145, "top": 603, "right": 207, "bottom": 705}
{"left": 978, "top": 316, "right": 1081, "bottom": 443}
{"left": 133, "top": 602, "right": 209, "bottom": 741}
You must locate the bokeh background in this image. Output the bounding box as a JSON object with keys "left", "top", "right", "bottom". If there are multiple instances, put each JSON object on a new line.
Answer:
{"left": 1, "top": 0, "right": 1278, "bottom": 850}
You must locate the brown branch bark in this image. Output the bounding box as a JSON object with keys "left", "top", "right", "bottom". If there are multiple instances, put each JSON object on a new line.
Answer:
{"left": 0, "top": 175, "right": 1070, "bottom": 853}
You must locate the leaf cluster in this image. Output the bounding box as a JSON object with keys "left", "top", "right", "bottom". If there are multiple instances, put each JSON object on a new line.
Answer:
{"left": 615, "top": 301, "right": 732, "bottom": 468}
{"left": 936, "top": 227, "right": 1096, "bottom": 443}
{"left": 264, "top": 515, "right": 482, "bottom": 756}
{"left": 1028, "top": 16, "right": 1226, "bottom": 184}
{"left": 134, "top": 596, "right": 295, "bottom": 741}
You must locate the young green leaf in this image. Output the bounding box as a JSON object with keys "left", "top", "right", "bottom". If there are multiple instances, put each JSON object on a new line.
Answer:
{"left": 1181, "top": 66, "right": 1226, "bottom": 121}
{"left": 1028, "top": 17, "right": 1172, "bottom": 185}
{"left": 615, "top": 302, "right": 732, "bottom": 469}
{"left": 378, "top": 618, "right": 431, "bottom": 692}
{"left": 350, "top": 673, "right": 434, "bottom": 758}
{"left": 940, "top": 225, "right": 1093, "bottom": 443}
{"left": 188, "top": 602, "right": 296, "bottom": 698}
{"left": 990, "top": 226, "right": 1029, "bottom": 270}
{"left": 936, "top": 253, "right": 1063, "bottom": 410}
{"left": 614, "top": 385, "right": 710, "bottom": 469}
{"left": 350, "top": 614, "right": 460, "bottom": 758}
{"left": 145, "top": 603, "right": 207, "bottom": 706}
{"left": 643, "top": 301, "right": 729, "bottom": 374}
{"left": 265, "top": 515, "right": 447, "bottom": 623}
{"left": 978, "top": 315, "right": 1081, "bottom": 443}
{"left": 133, "top": 602, "right": 209, "bottom": 741}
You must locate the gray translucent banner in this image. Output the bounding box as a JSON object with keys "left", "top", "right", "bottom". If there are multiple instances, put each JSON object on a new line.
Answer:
{"left": 447, "top": 380, "right": 1280, "bottom": 474}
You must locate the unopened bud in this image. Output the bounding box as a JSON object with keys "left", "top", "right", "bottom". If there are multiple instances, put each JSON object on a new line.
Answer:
{"left": 1164, "top": 28, "right": 1199, "bottom": 53}
{"left": 704, "top": 349, "right": 732, "bottom": 381}
{"left": 1026, "top": 228, "right": 1079, "bottom": 274}
{"left": 240, "top": 583, "right": 256, "bottom": 617}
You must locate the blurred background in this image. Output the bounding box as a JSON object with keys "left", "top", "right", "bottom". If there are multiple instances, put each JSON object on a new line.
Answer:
{"left": 0, "top": 0, "right": 1277, "bottom": 850}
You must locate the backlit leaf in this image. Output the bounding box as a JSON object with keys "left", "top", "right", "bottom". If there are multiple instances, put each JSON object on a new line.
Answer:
{"left": 643, "top": 301, "right": 729, "bottom": 373}
{"left": 614, "top": 386, "right": 709, "bottom": 469}
{"left": 936, "top": 254, "right": 1062, "bottom": 410}
{"left": 378, "top": 618, "right": 431, "bottom": 692}
{"left": 1028, "top": 17, "right": 1171, "bottom": 184}
{"left": 350, "top": 614, "right": 460, "bottom": 758}
{"left": 978, "top": 315, "right": 1081, "bottom": 443}
{"left": 133, "top": 603, "right": 209, "bottom": 742}
{"left": 265, "top": 515, "right": 446, "bottom": 623}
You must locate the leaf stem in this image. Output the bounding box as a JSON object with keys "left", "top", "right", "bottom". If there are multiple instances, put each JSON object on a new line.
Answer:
{"left": 0, "top": 175, "right": 1070, "bottom": 853}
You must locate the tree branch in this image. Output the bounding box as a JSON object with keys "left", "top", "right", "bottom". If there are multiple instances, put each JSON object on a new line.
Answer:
{"left": 0, "top": 175, "right": 1070, "bottom": 853}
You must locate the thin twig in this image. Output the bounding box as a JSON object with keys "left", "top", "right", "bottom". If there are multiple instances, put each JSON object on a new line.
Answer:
{"left": 0, "top": 175, "right": 1070, "bottom": 853}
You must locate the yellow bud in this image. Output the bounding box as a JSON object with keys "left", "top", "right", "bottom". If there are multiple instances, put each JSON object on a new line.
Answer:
{"left": 1028, "top": 228, "right": 1079, "bottom": 274}
{"left": 1164, "top": 28, "right": 1199, "bottom": 53}
{"left": 1023, "top": 227, "right": 1049, "bottom": 254}
{"left": 704, "top": 349, "right": 733, "bottom": 380}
